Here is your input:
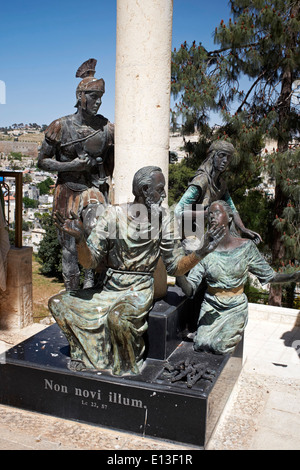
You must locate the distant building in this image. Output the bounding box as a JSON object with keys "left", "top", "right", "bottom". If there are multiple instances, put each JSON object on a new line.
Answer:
{"left": 39, "top": 194, "right": 53, "bottom": 205}
{"left": 30, "top": 228, "right": 46, "bottom": 253}
{"left": 0, "top": 140, "right": 38, "bottom": 158}
{"left": 23, "top": 184, "right": 40, "bottom": 200}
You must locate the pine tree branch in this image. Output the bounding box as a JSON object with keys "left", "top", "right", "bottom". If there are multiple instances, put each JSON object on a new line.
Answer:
{"left": 236, "top": 70, "right": 267, "bottom": 113}
{"left": 207, "top": 42, "right": 260, "bottom": 57}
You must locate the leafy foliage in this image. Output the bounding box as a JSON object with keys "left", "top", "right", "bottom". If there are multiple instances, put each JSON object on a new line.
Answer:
{"left": 37, "top": 176, "right": 55, "bottom": 195}
{"left": 170, "top": 0, "right": 300, "bottom": 305}
{"left": 37, "top": 212, "right": 62, "bottom": 279}
{"left": 23, "top": 196, "right": 39, "bottom": 209}
{"left": 269, "top": 146, "right": 300, "bottom": 266}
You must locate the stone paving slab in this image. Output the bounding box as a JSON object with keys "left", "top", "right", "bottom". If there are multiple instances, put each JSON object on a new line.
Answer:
{"left": 206, "top": 315, "right": 300, "bottom": 450}
{"left": 0, "top": 403, "right": 195, "bottom": 451}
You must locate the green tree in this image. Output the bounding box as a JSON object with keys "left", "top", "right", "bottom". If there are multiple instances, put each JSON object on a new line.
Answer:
{"left": 22, "top": 220, "right": 33, "bottom": 231}
{"left": 23, "top": 196, "right": 39, "bottom": 209}
{"left": 171, "top": 0, "right": 299, "bottom": 306}
{"left": 23, "top": 173, "right": 32, "bottom": 184}
{"left": 37, "top": 212, "right": 62, "bottom": 279}
{"left": 9, "top": 152, "right": 23, "bottom": 161}
{"left": 168, "top": 158, "right": 195, "bottom": 206}
{"left": 37, "top": 176, "right": 55, "bottom": 195}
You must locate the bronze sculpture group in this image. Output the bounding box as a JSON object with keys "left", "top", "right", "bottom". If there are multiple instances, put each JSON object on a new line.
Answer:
{"left": 39, "top": 59, "right": 300, "bottom": 377}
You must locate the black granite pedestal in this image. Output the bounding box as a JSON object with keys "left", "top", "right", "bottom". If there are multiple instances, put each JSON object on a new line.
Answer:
{"left": 146, "top": 286, "right": 193, "bottom": 359}
{"left": 0, "top": 288, "right": 243, "bottom": 448}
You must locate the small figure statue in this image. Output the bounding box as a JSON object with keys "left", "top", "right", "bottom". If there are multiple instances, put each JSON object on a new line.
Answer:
{"left": 49, "top": 166, "right": 225, "bottom": 376}
{"left": 177, "top": 200, "right": 300, "bottom": 355}
{"left": 38, "top": 59, "right": 114, "bottom": 292}
{"left": 175, "top": 141, "right": 261, "bottom": 244}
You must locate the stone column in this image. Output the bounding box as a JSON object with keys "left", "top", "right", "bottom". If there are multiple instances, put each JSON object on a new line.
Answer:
{"left": 114, "top": 0, "right": 173, "bottom": 299}
{"left": 114, "top": 0, "right": 173, "bottom": 204}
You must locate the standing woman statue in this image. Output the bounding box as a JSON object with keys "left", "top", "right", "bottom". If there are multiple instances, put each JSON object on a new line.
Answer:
{"left": 38, "top": 59, "right": 114, "bottom": 292}
{"left": 175, "top": 141, "right": 261, "bottom": 244}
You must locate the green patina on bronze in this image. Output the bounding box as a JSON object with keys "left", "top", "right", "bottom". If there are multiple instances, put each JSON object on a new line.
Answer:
{"left": 49, "top": 203, "right": 184, "bottom": 376}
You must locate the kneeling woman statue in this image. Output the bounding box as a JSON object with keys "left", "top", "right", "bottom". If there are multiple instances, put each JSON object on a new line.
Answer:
{"left": 177, "top": 200, "right": 300, "bottom": 355}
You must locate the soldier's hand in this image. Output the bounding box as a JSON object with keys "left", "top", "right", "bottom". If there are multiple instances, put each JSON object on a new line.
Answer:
{"left": 53, "top": 211, "right": 85, "bottom": 242}
{"left": 71, "top": 155, "right": 95, "bottom": 170}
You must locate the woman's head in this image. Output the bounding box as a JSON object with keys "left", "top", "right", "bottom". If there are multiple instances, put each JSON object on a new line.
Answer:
{"left": 196, "top": 141, "right": 235, "bottom": 178}
{"left": 208, "top": 141, "right": 235, "bottom": 173}
{"left": 208, "top": 200, "right": 234, "bottom": 229}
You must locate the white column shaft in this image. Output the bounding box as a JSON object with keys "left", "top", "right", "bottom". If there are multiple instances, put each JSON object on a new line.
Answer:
{"left": 114, "top": 0, "right": 173, "bottom": 203}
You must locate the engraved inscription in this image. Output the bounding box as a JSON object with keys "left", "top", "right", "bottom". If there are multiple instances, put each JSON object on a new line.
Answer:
{"left": 43, "top": 378, "right": 145, "bottom": 410}
{"left": 44, "top": 379, "right": 68, "bottom": 394}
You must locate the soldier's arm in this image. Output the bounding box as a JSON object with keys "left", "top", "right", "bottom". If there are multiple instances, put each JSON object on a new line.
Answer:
{"left": 37, "top": 119, "right": 92, "bottom": 173}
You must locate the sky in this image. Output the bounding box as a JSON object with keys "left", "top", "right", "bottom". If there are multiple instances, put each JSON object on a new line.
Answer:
{"left": 0, "top": 0, "right": 233, "bottom": 128}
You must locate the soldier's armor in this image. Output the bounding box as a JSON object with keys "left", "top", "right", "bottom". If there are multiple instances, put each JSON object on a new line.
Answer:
{"left": 41, "top": 113, "right": 114, "bottom": 192}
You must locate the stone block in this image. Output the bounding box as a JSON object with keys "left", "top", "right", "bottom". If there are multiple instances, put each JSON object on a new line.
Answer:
{"left": 0, "top": 247, "right": 33, "bottom": 330}
{"left": 248, "top": 302, "right": 300, "bottom": 327}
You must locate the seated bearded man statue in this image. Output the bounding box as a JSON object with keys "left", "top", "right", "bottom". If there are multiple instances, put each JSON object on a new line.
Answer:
{"left": 49, "top": 166, "right": 225, "bottom": 376}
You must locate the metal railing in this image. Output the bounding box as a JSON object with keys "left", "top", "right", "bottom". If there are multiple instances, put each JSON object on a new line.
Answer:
{"left": 0, "top": 171, "right": 23, "bottom": 248}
